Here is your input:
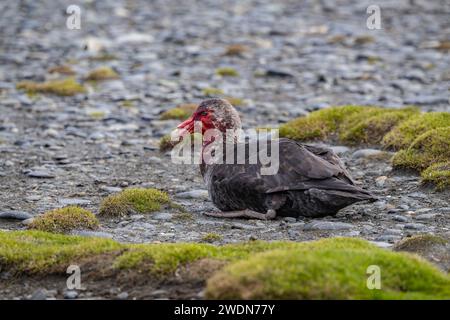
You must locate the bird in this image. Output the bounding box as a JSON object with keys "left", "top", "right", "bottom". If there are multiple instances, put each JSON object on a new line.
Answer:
{"left": 175, "top": 98, "right": 377, "bottom": 220}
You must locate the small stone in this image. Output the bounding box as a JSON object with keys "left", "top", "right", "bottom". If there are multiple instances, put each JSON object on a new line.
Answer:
{"left": 0, "top": 210, "right": 33, "bottom": 220}
{"left": 375, "top": 235, "right": 401, "bottom": 243}
{"left": 352, "top": 149, "right": 383, "bottom": 159}
{"left": 404, "top": 223, "right": 427, "bottom": 230}
{"left": 59, "top": 198, "right": 91, "bottom": 205}
{"left": 22, "top": 218, "right": 35, "bottom": 226}
{"left": 117, "top": 292, "right": 129, "bottom": 300}
{"left": 26, "top": 170, "right": 55, "bottom": 179}
{"left": 176, "top": 189, "right": 209, "bottom": 200}
{"left": 64, "top": 290, "right": 78, "bottom": 299}
{"left": 375, "top": 176, "right": 387, "bottom": 188}
{"left": 152, "top": 212, "right": 173, "bottom": 220}
{"left": 303, "top": 221, "right": 353, "bottom": 231}
{"left": 329, "top": 146, "right": 350, "bottom": 155}
{"left": 30, "top": 289, "right": 48, "bottom": 300}
{"left": 414, "top": 213, "right": 439, "bottom": 221}
{"left": 100, "top": 186, "right": 123, "bottom": 193}
{"left": 392, "top": 215, "right": 409, "bottom": 222}
{"left": 283, "top": 217, "right": 297, "bottom": 223}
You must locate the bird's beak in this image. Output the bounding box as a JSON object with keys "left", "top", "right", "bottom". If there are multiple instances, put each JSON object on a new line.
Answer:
{"left": 177, "top": 115, "right": 195, "bottom": 134}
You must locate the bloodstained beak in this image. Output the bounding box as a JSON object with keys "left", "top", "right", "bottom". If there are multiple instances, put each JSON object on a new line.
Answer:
{"left": 177, "top": 115, "right": 195, "bottom": 133}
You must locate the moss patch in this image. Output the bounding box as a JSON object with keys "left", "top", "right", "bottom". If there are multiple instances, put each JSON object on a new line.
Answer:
{"left": 86, "top": 67, "right": 119, "bottom": 81}
{"left": 339, "top": 107, "right": 419, "bottom": 145}
{"left": 2, "top": 232, "right": 449, "bottom": 299}
{"left": 382, "top": 112, "right": 450, "bottom": 150}
{"left": 202, "top": 87, "right": 224, "bottom": 96}
{"left": 201, "top": 233, "right": 223, "bottom": 243}
{"left": 225, "top": 97, "right": 246, "bottom": 106}
{"left": 392, "top": 127, "right": 450, "bottom": 171}
{"left": 216, "top": 67, "right": 239, "bottom": 77}
{"left": 160, "top": 103, "right": 197, "bottom": 120}
{"left": 114, "top": 240, "right": 301, "bottom": 275}
{"left": 16, "top": 78, "right": 85, "bottom": 96}
{"left": 28, "top": 206, "right": 99, "bottom": 234}
{"left": 0, "top": 230, "right": 122, "bottom": 274}
{"left": 99, "top": 188, "right": 171, "bottom": 217}
{"left": 279, "top": 105, "right": 418, "bottom": 144}
{"left": 206, "top": 238, "right": 450, "bottom": 300}
{"left": 421, "top": 162, "right": 450, "bottom": 190}
{"left": 394, "top": 234, "right": 447, "bottom": 252}
{"left": 48, "top": 65, "right": 76, "bottom": 75}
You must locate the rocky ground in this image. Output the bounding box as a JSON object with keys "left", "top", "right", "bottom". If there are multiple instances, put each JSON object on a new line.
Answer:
{"left": 0, "top": 0, "right": 449, "bottom": 299}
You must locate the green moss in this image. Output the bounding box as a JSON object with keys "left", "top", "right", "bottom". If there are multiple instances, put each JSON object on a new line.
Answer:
{"left": 280, "top": 105, "right": 418, "bottom": 145}
{"left": 48, "top": 65, "right": 76, "bottom": 75}
{"left": 16, "top": 78, "right": 86, "bottom": 96}
{"left": 392, "top": 127, "right": 450, "bottom": 171}
{"left": 159, "top": 134, "right": 174, "bottom": 152}
{"left": 28, "top": 206, "right": 99, "bottom": 234}
{"left": 279, "top": 105, "right": 368, "bottom": 141}
{"left": 394, "top": 234, "right": 448, "bottom": 252}
{"left": 114, "top": 240, "right": 301, "bottom": 275}
{"left": 354, "top": 35, "right": 375, "bottom": 45}
{"left": 421, "top": 161, "right": 450, "bottom": 190}
{"left": 2, "top": 232, "right": 449, "bottom": 299}
{"left": 99, "top": 188, "right": 171, "bottom": 217}
{"left": 382, "top": 112, "right": 450, "bottom": 150}
{"left": 206, "top": 238, "right": 450, "bottom": 300}
{"left": 225, "top": 97, "right": 246, "bottom": 106}
{"left": 86, "top": 67, "right": 119, "bottom": 81}
{"left": 160, "top": 103, "right": 197, "bottom": 120}
{"left": 339, "top": 107, "right": 419, "bottom": 145}
{"left": 201, "top": 233, "right": 223, "bottom": 243}
{"left": 0, "top": 230, "right": 122, "bottom": 274}
{"left": 120, "top": 100, "right": 134, "bottom": 108}
{"left": 88, "top": 111, "right": 106, "bottom": 119}
{"left": 202, "top": 87, "right": 224, "bottom": 96}
{"left": 88, "top": 53, "right": 118, "bottom": 61}
{"left": 216, "top": 67, "right": 239, "bottom": 77}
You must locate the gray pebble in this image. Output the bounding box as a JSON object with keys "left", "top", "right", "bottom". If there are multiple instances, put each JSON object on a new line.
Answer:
{"left": 303, "top": 221, "right": 353, "bottom": 231}
{"left": 0, "top": 210, "right": 33, "bottom": 220}
{"left": 176, "top": 189, "right": 209, "bottom": 200}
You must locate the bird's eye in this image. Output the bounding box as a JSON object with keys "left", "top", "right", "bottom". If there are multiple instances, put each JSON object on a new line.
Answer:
{"left": 200, "top": 111, "right": 208, "bottom": 116}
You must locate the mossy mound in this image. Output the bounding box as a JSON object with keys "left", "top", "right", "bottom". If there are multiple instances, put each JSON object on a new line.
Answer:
{"left": 0, "top": 230, "right": 121, "bottom": 274}
{"left": 86, "top": 67, "right": 119, "bottom": 81}
{"left": 421, "top": 162, "right": 450, "bottom": 190}
{"left": 279, "top": 105, "right": 418, "bottom": 144}
{"left": 201, "top": 233, "right": 223, "bottom": 243}
{"left": 16, "top": 78, "right": 86, "bottom": 96}
{"left": 2, "top": 232, "right": 449, "bottom": 299}
{"left": 29, "top": 206, "right": 99, "bottom": 234}
{"left": 206, "top": 238, "right": 450, "bottom": 300}
{"left": 393, "top": 234, "right": 447, "bottom": 252}
{"left": 202, "top": 87, "right": 224, "bottom": 96}
{"left": 339, "top": 107, "right": 419, "bottom": 145}
{"left": 99, "top": 188, "right": 171, "bottom": 217}
{"left": 160, "top": 104, "right": 197, "bottom": 120}
{"left": 215, "top": 67, "right": 239, "bottom": 77}
{"left": 159, "top": 134, "right": 175, "bottom": 152}
{"left": 382, "top": 112, "right": 450, "bottom": 150}
{"left": 114, "top": 240, "right": 301, "bottom": 275}
{"left": 392, "top": 127, "right": 450, "bottom": 171}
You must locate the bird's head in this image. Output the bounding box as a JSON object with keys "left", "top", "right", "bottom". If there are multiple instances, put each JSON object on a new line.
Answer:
{"left": 177, "top": 98, "right": 242, "bottom": 135}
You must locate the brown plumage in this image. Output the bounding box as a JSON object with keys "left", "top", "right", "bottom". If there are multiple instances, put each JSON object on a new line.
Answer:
{"left": 176, "top": 99, "right": 376, "bottom": 219}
